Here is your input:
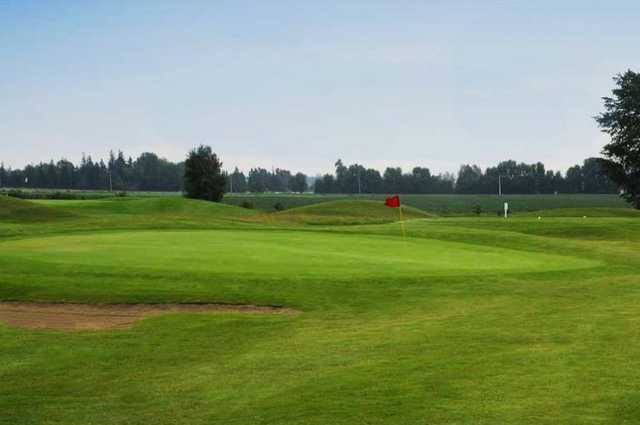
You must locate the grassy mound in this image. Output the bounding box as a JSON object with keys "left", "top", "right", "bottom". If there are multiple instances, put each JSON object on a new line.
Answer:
{"left": 252, "top": 199, "right": 434, "bottom": 225}
{"left": 0, "top": 195, "right": 75, "bottom": 223}
{"left": 33, "top": 196, "right": 257, "bottom": 220}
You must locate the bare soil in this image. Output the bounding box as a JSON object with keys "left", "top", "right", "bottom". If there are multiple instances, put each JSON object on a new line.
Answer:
{"left": 0, "top": 301, "right": 298, "bottom": 331}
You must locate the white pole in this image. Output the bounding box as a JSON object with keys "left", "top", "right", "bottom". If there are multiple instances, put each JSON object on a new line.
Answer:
{"left": 504, "top": 202, "right": 509, "bottom": 219}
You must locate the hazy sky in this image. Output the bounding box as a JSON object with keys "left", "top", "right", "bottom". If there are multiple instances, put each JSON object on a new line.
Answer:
{"left": 1, "top": 1, "right": 639, "bottom": 175}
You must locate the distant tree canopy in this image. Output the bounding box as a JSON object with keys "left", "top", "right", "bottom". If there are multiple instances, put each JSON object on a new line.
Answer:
{"left": 312, "top": 158, "right": 615, "bottom": 195}
{"left": 0, "top": 151, "right": 184, "bottom": 192}
{"left": 0, "top": 152, "right": 309, "bottom": 194}
{"left": 596, "top": 70, "right": 640, "bottom": 209}
{"left": 226, "top": 167, "right": 248, "bottom": 193}
{"left": 290, "top": 172, "right": 308, "bottom": 193}
{"left": 454, "top": 159, "right": 615, "bottom": 195}
{"left": 183, "top": 146, "right": 226, "bottom": 202}
{"left": 243, "top": 168, "right": 308, "bottom": 193}
{"left": 0, "top": 152, "right": 617, "bottom": 196}
{"left": 314, "top": 160, "right": 455, "bottom": 194}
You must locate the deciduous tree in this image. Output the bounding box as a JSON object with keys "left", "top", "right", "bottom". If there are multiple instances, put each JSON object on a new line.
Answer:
{"left": 596, "top": 70, "right": 640, "bottom": 208}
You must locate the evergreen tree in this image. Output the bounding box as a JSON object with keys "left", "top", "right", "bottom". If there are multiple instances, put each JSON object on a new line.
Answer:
{"left": 290, "top": 172, "right": 308, "bottom": 193}
{"left": 183, "top": 146, "right": 226, "bottom": 202}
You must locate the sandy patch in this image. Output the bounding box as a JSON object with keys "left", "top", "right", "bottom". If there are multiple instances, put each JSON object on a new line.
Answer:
{"left": 0, "top": 301, "right": 298, "bottom": 331}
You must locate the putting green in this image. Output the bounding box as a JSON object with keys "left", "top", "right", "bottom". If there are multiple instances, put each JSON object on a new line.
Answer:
{"left": 0, "top": 229, "right": 599, "bottom": 280}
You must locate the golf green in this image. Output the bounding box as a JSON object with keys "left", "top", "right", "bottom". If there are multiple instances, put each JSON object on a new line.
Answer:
{"left": 0, "top": 229, "right": 598, "bottom": 280}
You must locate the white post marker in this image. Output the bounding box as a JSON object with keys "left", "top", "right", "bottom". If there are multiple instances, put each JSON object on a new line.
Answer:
{"left": 504, "top": 202, "right": 509, "bottom": 218}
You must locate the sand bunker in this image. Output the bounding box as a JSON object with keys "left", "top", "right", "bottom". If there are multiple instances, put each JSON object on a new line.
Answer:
{"left": 0, "top": 301, "right": 297, "bottom": 331}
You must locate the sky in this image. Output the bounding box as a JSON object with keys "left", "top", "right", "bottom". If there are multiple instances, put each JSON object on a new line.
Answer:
{"left": 1, "top": 0, "right": 639, "bottom": 175}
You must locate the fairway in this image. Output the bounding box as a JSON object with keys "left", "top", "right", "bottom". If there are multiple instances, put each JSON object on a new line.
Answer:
{"left": 1, "top": 196, "right": 640, "bottom": 424}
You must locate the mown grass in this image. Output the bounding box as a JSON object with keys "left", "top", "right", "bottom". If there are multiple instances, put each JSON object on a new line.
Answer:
{"left": 1, "top": 196, "right": 639, "bottom": 424}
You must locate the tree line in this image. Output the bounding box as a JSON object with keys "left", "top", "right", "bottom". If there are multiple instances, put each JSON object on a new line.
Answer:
{"left": 0, "top": 150, "right": 311, "bottom": 194}
{"left": 227, "top": 168, "right": 308, "bottom": 193}
{"left": 0, "top": 151, "right": 617, "bottom": 195}
{"left": 314, "top": 158, "right": 616, "bottom": 195}
{"left": 0, "top": 151, "right": 184, "bottom": 192}
{"left": 314, "top": 160, "right": 456, "bottom": 194}
{"left": 454, "top": 158, "right": 616, "bottom": 195}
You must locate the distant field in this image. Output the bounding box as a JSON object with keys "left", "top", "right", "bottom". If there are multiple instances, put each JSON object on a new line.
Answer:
{"left": 223, "top": 193, "right": 628, "bottom": 214}
{"left": 1, "top": 188, "right": 628, "bottom": 215}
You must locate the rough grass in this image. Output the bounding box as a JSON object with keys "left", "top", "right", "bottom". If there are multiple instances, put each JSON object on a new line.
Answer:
{"left": 0, "top": 195, "right": 75, "bottom": 223}
{"left": 519, "top": 207, "right": 640, "bottom": 218}
{"left": 32, "top": 196, "right": 257, "bottom": 218}
{"left": 1, "top": 196, "right": 639, "bottom": 424}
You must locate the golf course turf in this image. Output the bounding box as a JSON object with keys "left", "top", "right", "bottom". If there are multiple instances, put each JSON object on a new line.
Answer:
{"left": 1, "top": 195, "right": 640, "bottom": 424}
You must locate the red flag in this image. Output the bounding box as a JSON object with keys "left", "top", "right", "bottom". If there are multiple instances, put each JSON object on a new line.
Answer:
{"left": 385, "top": 195, "right": 400, "bottom": 208}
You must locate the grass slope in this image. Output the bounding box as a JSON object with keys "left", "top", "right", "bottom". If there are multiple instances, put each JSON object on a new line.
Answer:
{"left": 1, "top": 197, "right": 640, "bottom": 424}
{"left": 0, "top": 196, "right": 259, "bottom": 241}
{"left": 32, "top": 196, "right": 256, "bottom": 218}
{"left": 0, "top": 195, "right": 74, "bottom": 223}
{"left": 249, "top": 199, "right": 433, "bottom": 225}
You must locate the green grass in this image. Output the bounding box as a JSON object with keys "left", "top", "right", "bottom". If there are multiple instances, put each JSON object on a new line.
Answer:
{"left": 1, "top": 196, "right": 640, "bottom": 424}
{"left": 0, "top": 229, "right": 599, "bottom": 304}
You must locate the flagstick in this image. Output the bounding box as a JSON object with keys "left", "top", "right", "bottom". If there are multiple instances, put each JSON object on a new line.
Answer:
{"left": 399, "top": 206, "right": 407, "bottom": 241}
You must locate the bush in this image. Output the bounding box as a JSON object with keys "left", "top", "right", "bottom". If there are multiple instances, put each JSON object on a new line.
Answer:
{"left": 274, "top": 201, "right": 286, "bottom": 211}
{"left": 50, "top": 191, "right": 66, "bottom": 199}
{"left": 6, "top": 189, "right": 27, "bottom": 199}
{"left": 115, "top": 191, "right": 128, "bottom": 197}
{"left": 1, "top": 189, "right": 102, "bottom": 200}
{"left": 240, "top": 200, "right": 254, "bottom": 209}
{"left": 472, "top": 204, "right": 482, "bottom": 216}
